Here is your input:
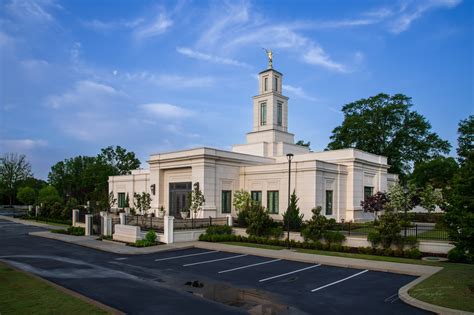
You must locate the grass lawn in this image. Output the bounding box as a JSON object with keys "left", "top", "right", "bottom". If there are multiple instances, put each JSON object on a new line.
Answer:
{"left": 222, "top": 241, "right": 474, "bottom": 312}
{"left": 21, "top": 217, "right": 71, "bottom": 227}
{"left": 0, "top": 262, "right": 110, "bottom": 315}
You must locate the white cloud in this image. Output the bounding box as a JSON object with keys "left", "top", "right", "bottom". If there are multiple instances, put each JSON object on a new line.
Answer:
{"left": 134, "top": 13, "right": 173, "bottom": 40}
{"left": 123, "top": 71, "right": 214, "bottom": 88}
{"left": 46, "top": 80, "right": 119, "bottom": 109}
{"left": 303, "top": 46, "right": 347, "bottom": 73}
{"left": 82, "top": 18, "right": 145, "bottom": 32}
{"left": 141, "top": 103, "right": 195, "bottom": 119}
{"left": 0, "top": 139, "right": 47, "bottom": 151}
{"left": 6, "top": 0, "right": 55, "bottom": 23}
{"left": 176, "top": 47, "right": 250, "bottom": 68}
{"left": 283, "top": 84, "right": 318, "bottom": 102}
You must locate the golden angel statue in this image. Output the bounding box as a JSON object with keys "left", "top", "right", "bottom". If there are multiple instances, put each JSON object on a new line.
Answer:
{"left": 263, "top": 48, "right": 273, "bottom": 69}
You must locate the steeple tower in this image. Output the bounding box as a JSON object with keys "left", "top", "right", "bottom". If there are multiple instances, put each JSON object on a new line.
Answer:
{"left": 252, "top": 68, "right": 288, "bottom": 133}
{"left": 231, "top": 57, "right": 310, "bottom": 158}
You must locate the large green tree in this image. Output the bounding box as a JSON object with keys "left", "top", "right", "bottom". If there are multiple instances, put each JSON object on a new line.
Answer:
{"left": 410, "top": 156, "right": 458, "bottom": 189}
{"left": 48, "top": 146, "right": 140, "bottom": 206}
{"left": 326, "top": 93, "right": 450, "bottom": 178}
{"left": 97, "top": 146, "right": 141, "bottom": 175}
{"left": 0, "top": 153, "right": 33, "bottom": 205}
{"left": 456, "top": 115, "right": 473, "bottom": 164}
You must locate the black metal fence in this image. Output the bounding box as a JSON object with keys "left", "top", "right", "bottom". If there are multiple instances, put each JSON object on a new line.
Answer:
{"left": 174, "top": 217, "right": 228, "bottom": 230}
{"left": 329, "top": 222, "right": 449, "bottom": 241}
{"left": 125, "top": 215, "right": 164, "bottom": 232}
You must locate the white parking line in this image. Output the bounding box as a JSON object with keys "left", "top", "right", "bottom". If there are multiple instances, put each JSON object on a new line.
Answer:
{"left": 218, "top": 259, "right": 281, "bottom": 274}
{"left": 154, "top": 250, "right": 219, "bottom": 262}
{"left": 183, "top": 254, "right": 248, "bottom": 267}
{"left": 310, "top": 269, "right": 369, "bottom": 292}
{"left": 259, "top": 264, "right": 321, "bottom": 282}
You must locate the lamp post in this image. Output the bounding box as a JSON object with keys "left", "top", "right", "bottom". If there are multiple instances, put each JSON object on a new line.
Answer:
{"left": 286, "top": 153, "right": 294, "bottom": 249}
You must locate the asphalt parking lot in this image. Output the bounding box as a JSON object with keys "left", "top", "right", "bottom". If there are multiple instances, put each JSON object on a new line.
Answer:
{"left": 0, "top": 219, "right": 432, "bottom": 314}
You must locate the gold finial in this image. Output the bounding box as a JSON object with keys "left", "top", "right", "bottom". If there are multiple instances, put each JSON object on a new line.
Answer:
{"left": 263, "top": 48, "right": 273, "bottom": 69}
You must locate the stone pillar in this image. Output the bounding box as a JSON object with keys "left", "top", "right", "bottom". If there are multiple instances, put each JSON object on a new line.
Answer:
{"left": 28, "top": 205, "right": 32, "bottom": 215}
{"left": 120, "top": 213, "right": 126, "bottom": 225}
{"left": 35, "top": 205, "right": 39, "bottom": 217}
{"left": 192, "top": 161, "right": 217, "bottom": 218}
{"left": 102, "top": 215, "right": 112, "bottom": 237}
{"left": 85, "top": 214, "right": 93, "bottom": 236}
{"left": 164, "top": 215, "right": 174, "bottom": 244}
{"left": 72, "top": 209, "right": 79, "bottom": 227}
{"left": 226, "top": 215, "right": 233, "bottom": 227}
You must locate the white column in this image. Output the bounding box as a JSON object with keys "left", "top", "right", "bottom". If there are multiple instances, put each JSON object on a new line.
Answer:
{"left": 28, "top": 205, "right": 32, "bottom": 215}
{"left": 35, "top": 206, "right": 39, "bottom": 217}
{"left": 72, "top": 209, "right": 79, "bottom": 226}
{"left": 164, "top": 215, "right": 174, "bottom": 244}
{"left": 85, "top": 214, "right": 93, "bottom": 236}
{"left": 120, "top": 213, "right": 126, "bottom": 225}
{"left": 226, "top": 214, "right": 233, "bottom": 227}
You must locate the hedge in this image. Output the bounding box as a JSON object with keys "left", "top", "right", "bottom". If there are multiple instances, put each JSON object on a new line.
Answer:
{"left": 198, "top": 233, "right": 422, "bottom": 259}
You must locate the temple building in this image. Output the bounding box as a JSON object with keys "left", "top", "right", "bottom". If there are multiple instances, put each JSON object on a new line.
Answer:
{"left": 109, "top": 62, "right": 397, "bottom": 222}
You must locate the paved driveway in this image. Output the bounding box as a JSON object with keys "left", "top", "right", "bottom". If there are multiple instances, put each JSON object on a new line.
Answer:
{"left": 0, "top": 219, "right": 432, "bottom": 314}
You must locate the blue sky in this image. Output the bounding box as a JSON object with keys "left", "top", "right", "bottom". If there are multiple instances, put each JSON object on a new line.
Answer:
{"left": 0, "top": 0, "right": 472, "bottom": 179}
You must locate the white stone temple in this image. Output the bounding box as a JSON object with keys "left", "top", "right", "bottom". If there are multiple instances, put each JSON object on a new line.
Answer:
{"left": 109, "top": 64, "right": 397, "bottom": 222}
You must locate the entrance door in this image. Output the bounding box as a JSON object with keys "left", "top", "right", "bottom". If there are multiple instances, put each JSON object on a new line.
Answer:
{"left": 169, "top": 182, "right": 192, "bottom": 217}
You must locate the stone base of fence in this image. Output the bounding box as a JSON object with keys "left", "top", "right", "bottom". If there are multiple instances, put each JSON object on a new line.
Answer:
{"left": 113, "top": 224, "right": 143, "bottom": 243}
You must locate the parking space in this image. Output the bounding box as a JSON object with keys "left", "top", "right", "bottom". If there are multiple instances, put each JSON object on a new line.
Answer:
{"left": 0, "top": 220, "right": 431, "bottom": 314}
{"left": 122, "top": 248, "right": 430, "bottom": 314}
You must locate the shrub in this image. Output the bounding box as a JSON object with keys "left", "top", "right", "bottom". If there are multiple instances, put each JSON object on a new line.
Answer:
{"left": 133, "top": 239, "right": 155, "bottom": 247}
{"left": 269, "top": 226, "right": 283, "bottom": 239}
{"left": 206, "top": 225, "right": 232, "bottom": 235}
{"left": 301, "top": 206, "right": 331, "bottom": 242}
{"left": 67, "top": 226, "right": 85, "bottom": 236}
{"left": 283, "top": 191, "right": 304, "bottom": 231}
{"left": 447, "top": 247, "right": 466, "bottom": 262}
{"left": 246, "top": 203, "right": 274, "bottom": 237}
{"left": 145, "top": 230, "right": 157, "bottom": 243}
{"left": 367, "top": 231, "right": 381, "bottom": 248}
{"left": 408, "top": 248, "right": 422, "bottom": 259}
{"left": 323, "top": 231, "right": 346, "bottom": 245}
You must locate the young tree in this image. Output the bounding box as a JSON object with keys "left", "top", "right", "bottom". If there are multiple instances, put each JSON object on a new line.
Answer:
{"left": 232, "top": 189, "right": 252, "bottom": 213}
{"left": 326, "top": 93, "right": 450, "bottom": 180}
{"left": 283, "top": 191, "right": 304, "bottom": 230}
{"left": 0, "top": 153, "right": 32, "bottom": 205}
{"left": 456, "top": 115, "right": 473, "bottom": 165}
{"left": 387, "top": 183, "right": 416, "bottom": 215}
{"left": 301, "top": 206, "right": 334, "bottom": 242}
{"left": 419, "top": 185, "right": 444, "bottom": 213}
{"left": 17, "top": 186, "right": 36, "bottom": 205}
{"left": 361, "top": 191, "right": 389, "bottom": 219}
{"left": 189, "top": 183, "right": 205, "bottom": 219}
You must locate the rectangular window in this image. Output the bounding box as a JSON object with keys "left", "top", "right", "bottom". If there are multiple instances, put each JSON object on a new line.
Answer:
{"left": 275, "top": 77, "right": 278, "bottom": 91}
{"left": 267, "top": 191, "right": 279, "bottom": 214}
{"left": 277, "top": 102, "right": 282, "bottom": 126}
{"left": 264, "top": 77, "right": 268, "bottom": 91}
{"left": 221, "top": 191, "right": 232, "bottom": 213}
{"left": 260, "top": 103, "right": 267, "bottom": 126}
{"left": 251, "top": 191, "right": 262, "bottom": 204}
{"left": 118, "top": 192, "right": 126, "bottom": 208}
{"left": 325, "top": 190, "right": 333, "bottom": 215}
{"left": 364, "top": 186, "right": 374, "bottom": 200}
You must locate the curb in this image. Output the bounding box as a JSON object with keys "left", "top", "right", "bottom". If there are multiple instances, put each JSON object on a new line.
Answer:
{"left": 1, "top": 261, "right": 124, "bottom": 315}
